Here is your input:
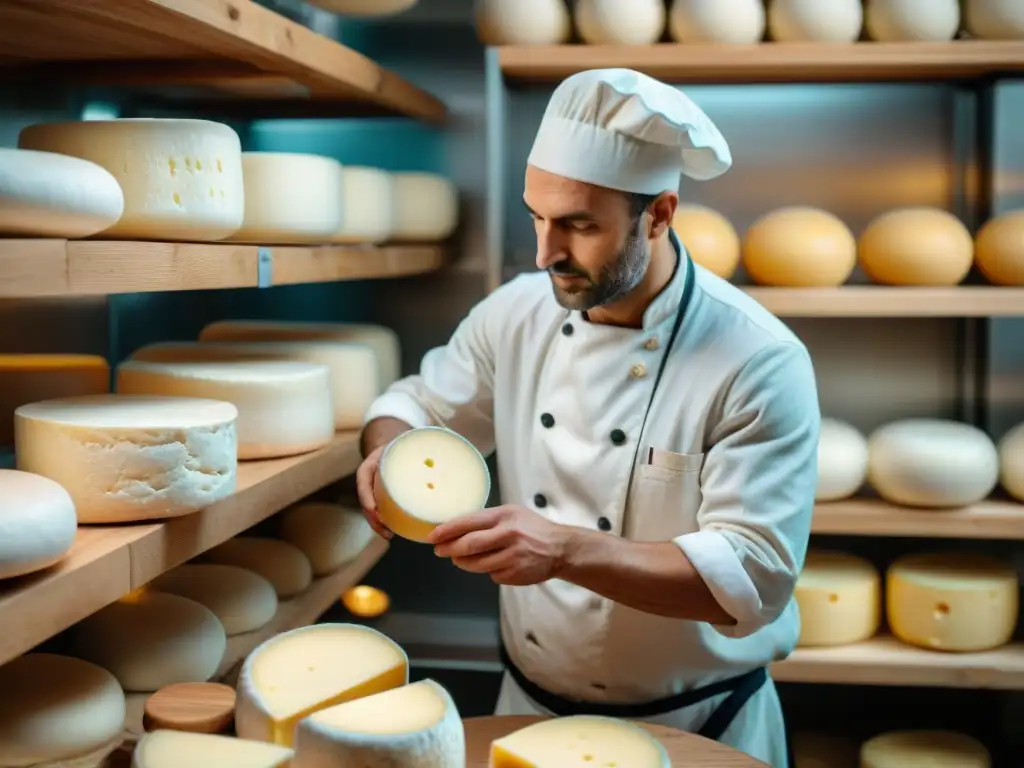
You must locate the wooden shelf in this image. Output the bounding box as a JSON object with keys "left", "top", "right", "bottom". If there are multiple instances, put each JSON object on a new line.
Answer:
{"left": 813, "top": 498, "right": 1024, "bottom": 540}
{"left": 743, "top": 286, "right": 1024, "bottom": 317}
{"left": 0, "top": 240, "right": 446, "bottom": 298}
{"left": 498, "top": 41, "right": 1024, "bottom": 84}
{"left": 0, "top": 430, "right": 362, "bottom": 668}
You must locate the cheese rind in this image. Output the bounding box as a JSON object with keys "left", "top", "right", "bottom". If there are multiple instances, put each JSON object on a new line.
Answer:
{"left": 332, "top": 166, "right": 395, "bottom": 244}
{"left": 668, "top": 0, "right": 767, "bottom": 44}
{"left": 490, "top": 715, "right": 670, "bottom": 768}
{"left": 964, "top": 0, "right": 1024, "bottom": 41}
{"left": 858, "top": 207, "right": 974, "bottom": 286}
{"left": 795, "top": 550, "right": 880, "bottom": 647}
{"left": 767, "top": 0, "right": 863, "bottom": 42}
{"left": 201, "top": 537, "right": 313, "bottom": 599}
{"left": 279, "top": 502, "right": 375, "bottom": 576}
{"left": 860, "top": 730, "right": 991, "bottom": 768}
{"left": 742, "top": 207, "right": 856, "bottom": 287}
{"left": 132, "top": 730, "right": 294, "bottom": 768}
{"left": 147, "top": 563, "right": 278, "bottom": 636}
{"left": 998, "top": 421, "right": 1024, "bottom": 501}
{"left": 476, "top": 0, "right": 572, "bottom": 45}
{"left": 390, "top": 173, "right": 459, "bottom": 243}
{"left": 574, "top": 0, "right": 667, "bottom": 45}
{"left": 671, "top": 205, "right": 740, "bottom": 279}
{"left": 816, "top": 418, "right": 868, "bottom": 502}
{"left": 0, "top": 469, "right": 77, "bottom": 580}
{"left": 864, "top": 0, "right": 960, "bottom": 42}
{"left": 974, "top": 209, "right": 1024, "bottom": 286}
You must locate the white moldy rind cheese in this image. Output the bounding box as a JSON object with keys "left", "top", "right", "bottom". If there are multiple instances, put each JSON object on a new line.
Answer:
{"left": 332, "top": 166, "right": 395, "bottom": 245}
{"left": 816, "top": 418, "right": 869, "bottom": 502}
{"left": 999, "top": 421, "right": 1024, "bottom": 501}
{"left": 0, "top": 653, "right": 126, "bottom": 767}
{"left": 279, "top": 502, "right": 375, "bottom": 576}
{"left": 390, "top": 172, "right": 459, "bottom": 242}
{"left": 146, "top": 563, "right": 278, "bottom": 636}
{"left": 235, "top": 623, "right": 409, "bottom": 747}
{"left": 117, "top": 359, "right": 334, "bottom": 460}
{"left": 861, "top": 730, "right": 992, "bottom": 768}
{"left": 202, "top": 537, "right": 313, "bottom": 599}
{"left": 669, "top": 0, "right": 767, "bottom": 44}
{"left": 795, "top": 550, "right": 880, "bottom": 647}
{"left": 768, "top": 0, "right": 863, "bottom": 42}
{"left": 133, "top": 730, "right": 294, "bottom": 768}
{"left": 475, "top": 0, "right": 572, "bottom": 45}
{"left": 491, "top": 715, "right": 670, "bottom": 768}
{"left": 15, "top": 395, "right": 238, "bottom": 524}
{"left": 865, "top": 0, "right": 960, "bottom": 42}
{"left": 375, "top": 427, "right": 491, "bottom": 543}
{"left": 0, "top": 469, "right": 77, "bottom": 581}
{"left": 575, "top": 0, "right": 666, "bottom": 45}
{"left": 294, "top": 679, "right": 464, "bottom": 768}
{"left": 886, "top": 552, "right": 1018, "bottom": 652}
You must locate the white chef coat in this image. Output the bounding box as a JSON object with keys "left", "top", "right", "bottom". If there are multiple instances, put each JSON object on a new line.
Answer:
{"left": 364, "top": 244, "right": 820, "bottom": 767}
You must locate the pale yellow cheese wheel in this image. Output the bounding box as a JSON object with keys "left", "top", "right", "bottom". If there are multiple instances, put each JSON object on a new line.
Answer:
{"left": 794, "top": 550, "right": 881, "bottom": 647}
{"left": 672, "top": 205, "right": 740, "bottom": 279}
{"left": 974, "top": 209, "right": 1024, "bottom": 286}
{"left": 858, "top": 207, "right": 973, "bottom": 286}
{"left": 742, "top": 207, "right": 856, "bottom": 287}
{"left": 861, "top": 730, "right": 991, "bottom": 768}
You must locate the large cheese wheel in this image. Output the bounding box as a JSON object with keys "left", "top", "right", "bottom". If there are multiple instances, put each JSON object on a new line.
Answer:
{"left": 279, "top": 502, "right": 375, "bottom": 576}
{"left": 575, "top": 0, "right": 666, "bottom": 44}
{"left": 742, "top": 207, "right": 856, "bottom": 287}
{"left": 767, "top": 0, "right": 863, "bottom": 42}
{"left": 858, "top": 208, "right": 973, "bottom": 286}
{"left": 0, "top": 653, "right": 126, "bottom": 767}
{"left": 18, "top": 119, "right": 244, "bottom": 241}
{"left": 816, "top": 418, "right": 868, "bottom": 502}
{"left": 390, "top": 173, "right": 458, "bottom": 242}
{"left": 791, "top": 732, "right": 859, "bottom": 768}
{"left": 0, "top": 148, "right": 124, "bottom": 238}
{"left": 305, "top": 0, "right": 418, "bottom": 17}
{"left": 15, "top": 395, "right": 238, "bottom": 523}
{"left": 0, "top": 469, "right": 77, "bottom": 580}
{"left": 861, "top": 730, "right": 991, "bottom": 768}
{"left": 202, "top": 537, "right": 313, "bottom": 599}
{"left": 867, "top": 419, "right": 999, "bottom": 508}
{"left": 491, "top": 715, "right": 670, "bottom": 768}
{"left": 475, "top": 0, "right": 572, "bottom": 45}
{"left": 795, "top": 550, "right": 880, "bottom": 647}
{"left": 671, "top": 205, "right": 741, "bottom": 279}
{"left": 964, "top": 0, "right": 1024, "bottom": 40}
{"left": 998, "top": 421, "right": 1024, "bottom": 501}
{"left": 331, "top": 167, "right": 394, "bottom": 245}
{"left": 235, "top": 624, "right": 409, "bottom": 747}
{"left": 375, "top": 427, "right": 491, "bottom": 543}
{"left": 147, "top": 564, "right": 278, "bottom": 636}
{"left": 865, "top": 0, "right": 960, "bottom": 41}
{"left": 668, "top": 0, "right": 766, "bottom": 44}
{"left": 69, "top": 591, "right": 227, "bottom": 692}
{"left": 974, "top": 209, "right": 1024, "bottom": 286}
{"left": 133, "top": 730, "right": 294, "bottom": 768}
{"left": 116, "top": 360, "right": 334, "bottom": 460}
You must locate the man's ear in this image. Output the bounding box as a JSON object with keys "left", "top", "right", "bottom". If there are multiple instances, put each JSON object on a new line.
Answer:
{"left": 648, "top": 191, "right": 679, "bottom": 239}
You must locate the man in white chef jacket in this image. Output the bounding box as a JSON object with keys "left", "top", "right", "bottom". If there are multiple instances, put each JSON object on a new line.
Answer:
{"left": 356, "top": 68, "right": 819, "bottom": 767}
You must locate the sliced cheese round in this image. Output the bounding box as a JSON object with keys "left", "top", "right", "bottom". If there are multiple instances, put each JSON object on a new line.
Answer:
{"left": 18, "top": 118, "right": 244, "bottom": 241}
{"left": 0, "top": 148, "right": 124, "bottom": 238}
{"left": 0, "top": 469, "right": 77, "bottom": 581}
{"left": 671, "top": 205, "right": 741, "bottom": 279}
{"left": 865, "top": 0, "right": 960, "bottom": 41}
{"left": 279, "top": 502, "right": 374, "bottom": 576}
{"left": 235, "top": 623, "right": 409, "bottom": 747}
{"left": 575, "top": 0, "right": 666, "bottom": 44}
{"left": 668, "top": 0, "right": 766, "bottom": 43}
{"left": 475, "top": 0, "right": 572, "bottom": 45}
{"left": 0, "top": 653, "right": 126, "bottom": 767}
{"left": 886, "top": 552, "right": 1018, "bottom": 653}
{"left": 795, "top": 550, "right": 880, "bottom": 647}
{"left": 202, "top": 537, "right": 313, "bottom": 599}
{"left": 294, "top": 679, "right": 463, "bottom": 767}
{"left": 375, "top": 427, "right": 491, "bottom": 543}
{"left": 858, "top": 207, "right": 973, "bottom": 286}
{"left": 332, "top": 166, "right": 394, "bottom": 245}
{"left": 491, "top": 715, "right": 670, "bottom": 768}
{"left": 390, "top": 173, "right": 458, "bottom": 243}
{"left": 68, "top": 591, "right": 227, "bottom": 693}
{"left": 133, "top": 730, "right": 294, "bottom": 768}
{"left": 998, "top": 421, "right": 1024, "bottom": 502}
{"left": 742, "top": 207, "right": 856, "bottom": 287}
{"left": 147, "top": 564, "right": 278, "bottom": 636}
{"left": 768, "top": 0, "right": 863, "bottom": 42}
{"left": 816, "top": 418, "right": 868, "bottom": 502}
{"left": 974, "top": 209, "right": 1024, "bottom": 286}
{"left": 964, "top": 0, "right": 1024, "bottom": 40}
{"left": 117, "top": 359, "right": 334, "bottom": 460}
{"left": 306, "top": 0, "right": 418, "bottom": 17}
{"left": 791, "top": 732, "right": 859, "bottom": 768}
{"left": 867, "top": 419, "right": 999, "bottom": 508}
{"left": 861, "top": 730, "right": 991, "bottom": 768}
{"left": 15, "top": 395, "right": 238, "bottom": 524}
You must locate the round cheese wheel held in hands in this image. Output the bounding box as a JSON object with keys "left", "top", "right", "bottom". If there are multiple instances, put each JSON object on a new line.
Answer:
{"left": 858, "top": 207, "right": 974, "bottom": 286}
{"left": 964, "top": 0, "right": 1024, "bottom": 40}
{"left": 574, "top": 0, "right": 666, "bottom": 45}
{"left": 974, "top": 209, "right": 1024, "bottom": 285}
{"left": 742, "top": 207, "right": 856, "bottom": 287}
{"left": 816, "top": 418, "right": 868, "bottom": 502}
{"left": 475, "top": 0, "right": 571, "bottom": 45}
{"left": 671, "top": 205, "right": 741, "bottom": 279}
{"left": 998, "top": 422, "right": 1024, "bottom": 501}
{"left": 768, "top": 0, "right": 863, "bottom": 42}
{"left": 861, "top": 730, "right": 992, "bottom": 768}
{"left": 865, "top": 0, "right": 960, "bottom": 42}
{"left": 0, "top": 469, "right": 77, "bottom": 581}
{"left": 669, "top": 0, "right": 766, "bottom": 44}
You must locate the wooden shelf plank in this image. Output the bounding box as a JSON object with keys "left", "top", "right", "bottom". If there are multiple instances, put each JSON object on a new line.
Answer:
{"left": 744, "top": 286, "right": 1024, "bottom": 317}
{"left": 813, "top": 498, "right": 1024, "bottom": 540}
{"left": 270, "top": 244, "right": 447, "bottom": 287}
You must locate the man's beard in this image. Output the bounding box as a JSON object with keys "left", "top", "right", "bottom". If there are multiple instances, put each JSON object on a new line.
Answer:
{"left": 547, "top": 232, "right": 649, "bottom": 311}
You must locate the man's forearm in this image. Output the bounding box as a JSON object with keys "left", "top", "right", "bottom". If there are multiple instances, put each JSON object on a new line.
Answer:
{"left": 360, "top": 417, "right": 414, "bottom": 458}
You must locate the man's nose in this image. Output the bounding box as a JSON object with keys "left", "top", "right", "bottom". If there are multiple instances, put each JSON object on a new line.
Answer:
{"left": 535, "top": 225, "right": 565, "bottom": 271}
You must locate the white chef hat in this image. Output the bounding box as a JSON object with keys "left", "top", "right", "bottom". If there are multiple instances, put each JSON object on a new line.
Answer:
{"left": 527, "top": 68, "right": 732, "bottom": 195}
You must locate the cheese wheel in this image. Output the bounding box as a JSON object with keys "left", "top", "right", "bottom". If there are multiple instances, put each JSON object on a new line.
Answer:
{"left": 390, "top": 173, "right": 458, "bottom": 242}
{"left": 0, "top": 653, "right": 126, "bottom": 767}
{"left": 202, "top": 537, "right": 313, "bottom": 599}
{"left": 671, "top": 205, "right": 741, "bottom": 279}
{"left": 235, "top": 624, "right": 409, "bottom": 747}
{"left": 964, "top": 0, "right": 1024, "bottom": 40}
{"left": 375, "top": 427, "right": 491, "bottom": 543}
{"left": 816, "top": 418, "right": 868, "bottom": 502}
{"left": 116, "top": 360, "right": 334, "bottom": 460}
{"left": 305, "top": 0, "right": 418, "bottom": 17}
{"left": 0, "top": 148, "right": 124, "bottom": 238}
{"left": 668, "top": 0, "right": 766, "bottom": 44}
{"left": 146, "top": 564, "right": 278, "bottom": 636}
{"left": 294, "top": 679, "right": 464, "bottom": 767}
{"left": 867, "top": 419, "right": 999, "bottom": 508}
{"left": 279, "top": 502, "right": 375, "bottom": 576}
{"left": 887, "top": 552, "right": 1018, "bottom": 652}
{"left": 331, "top": 167, "right": 394, "bottom": 245}
{"left": 795, "top": 550, "right": 880, "bottom": 647}
{"left": 742, "top": 207, "right": 856, "bottom": 287}
{"left": 69, "top": 591, "right": 227, "bottom": 692}
{"left": 18, "top": 119, "right": 244, "bottom": 241}
{"left": 133, "top": 730, "right": 294, "bottom": 768}
{"left": 575, "top": 0, "right": 666, "bottom": 44}
{"left": 861, "top": 730, "right": 991, "bottom": 768}
{"left": 0, "top": 469, "right": 77, "bottom": 580}
{"left": 475, "top": 0, "right": 572, "bottom": 45}
{"left": 974, "top": 209, "right": 1024, "bottom": 286}
{"left": 791, "top": 732, "right": 859, "bottom": 768}
{"left": 15, "top": 395, "right": 238, "bottom": 524}
{"left": 998, "top": 421, "right": 1024, "bottom": 501}
{"left": 858, "top": 208, "right": 974, "bottom": 286}
{"left": 865, "top": 0, "right": 960, "bottom": 42}
{"left": 491, "top": 715, "right": 670, "bottom": 768}
{"left": 767, "top": 0, "right": 863, "bottom": 42}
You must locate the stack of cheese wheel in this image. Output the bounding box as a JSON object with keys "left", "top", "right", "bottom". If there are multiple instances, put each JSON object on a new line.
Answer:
{"left": 671, "top": 205, "right": 741, "bottom": 279}
{"left": 574, "top": 0, "right": 666, "bottom": 44}
{"left": 974, "top": 209, "right": 1024, "bottom": 285}
{"left": 490, "top": 715, "right": 671, "bottom": 767}
{"left": 278, "top": 501, "right": 375, "bottom": 576}
{"left": 133, "top": 730, "right": 295, "bottom": 767}
{"left": 864, "top": 0, "right": 960, "bottom": 42}
{"left": 858, "top": 207, "right": 974, "bottom": 286}
{"left": 475, "top": 0, "right": 572, "bottom": 45}
{"left": 332, "top": 166, "right": 395, "bottom": 245}
{"left": 999, "top": 421, "right": 1024, "bottom": 501}
{"left": 668, "top": 0, "right": 766, "bottom": 44}
{"left": 742, "top": 207, "right": 857, "bottom": 287}
{"left": 767, "top": 0, "right": 863, "bottom": 42}
{"left": 794, "top": 550, "right": 881, "bottom": 647}
{"left": 964, "top": 0, "right": 1024, "bottom": 40}
{"left": 0, "top": 470, "right": 77, "bottom": 582}
{"left": 390, "top": 172, "right": 459, "bottom": 242}
{"left": 816, "top": 418, "right": 869, "bottom": 502}
{"left": 861, "top": 731, "right": 992, "bottom": 768}
{"left": 202, "top": 537, "right": 314, "bottom": 600}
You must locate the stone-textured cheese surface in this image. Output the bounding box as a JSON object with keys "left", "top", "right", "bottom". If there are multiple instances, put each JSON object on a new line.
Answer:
{"left": 147, "top": 563, "right": 278, "bottom": 636}
{"left": 15, "top": 394, "right": 238, "bottom": 524}
{"left": 574, "top": 0, "right": 666, "bottom": 44}
{"left": 816, "top": 418, "right": 869, "bottom": 502}
{"left": 768, "top": 0, "right": 863, "bottom": 42}
{"left": 858, "top": 207, "right": 974, "bottom": 286}
{"left": 202, "top": 537, "right": 313, "bottom": 599}
{"left": 671, "top": 205, "right": 741, "bottom": 279}
{"left": 974, "top": 209, "right": 1024, "bottom": 286}
{"left": 390, "top": 172, "right": 459, "bottom": 242}
{"left": 491, "top": 715, "right": 670, "bottom": 768}
{"left": 742, "top": 207, "right": 857, "bottom": 287}
{"left": 279, "top": 502, "right": 374, "bottom": 576}
{"left": 0, "top": 469, "right": 77, "bottom": 580}
{"left": 669, "top": 0, "right": 767, "bottom": 44}
{"left": 795, "top": 550, "right": 881, "bottom": 647}
{"left": 475, "top": 0, "right": 572, "bottom": 45}
{"left": 133, "top": 730, "right": 294, "bottom": 768}
{"left": 861, "top": 730, "right": 991, "bottom": 768}
{"left": 998, "top": 421, "right": 1024, "bottom": 501}
{"left": 331, "top": 166, "right": 395, "bottom": 244}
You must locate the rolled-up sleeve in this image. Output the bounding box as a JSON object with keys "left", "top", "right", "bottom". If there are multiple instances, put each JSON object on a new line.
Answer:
{"left": 673, "top": 340, "right": 819, "bottom": 638}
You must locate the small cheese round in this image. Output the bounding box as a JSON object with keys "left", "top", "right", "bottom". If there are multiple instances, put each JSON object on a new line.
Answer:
{"left": 998, "top": 421, "right": 1024, "bottom": 502}
{"left": 202, "top": 537, "right": 313, "bottom": 599}
{"left": 742, "top": 207, "right": 856, "bottom": 287}
{"left": 861, "top": 730, "right": 991, "bottom": 768}
{"left": 375, "top": 427, "right": 491, "bottom": 543}
{"left": 668, "top": 0, "right": 766, "bottom": 44}
{"left": 390, "top": 173, "right": 458, "bottom": 242}
{"left": 69, "top": 591, "right": 227, "bottom": 693}
{"left": 306, "top": 0, "right": 418, "bottom": 16}
{"left": 0, "top": 653, "right": 126, "bottom": 767}
{"left": 964, "top": 0, "right": 1024, "bottom": 40}
{"left": 791, "top": 732, "right": 859, "bottom": 768}
{"left": 133, "top": 730, "right": 295, "bottom": 768}
{"left": 858, "top": 208, "right": 974, "bottom": 286}
{"left": 279, "top": 502, "right": 375, "bottom": 576}
{"left": 867, "top": 419, "right": 999, "bottom": 508}
{"left": 767, "top": 0, "right": 863, "bottom": 42}
{"left": 491, "top": 715, "right": 671, "bottom": 768}
{"left": 476, "top": 0, "right": 572, "bottom": 45}
{"left": 0, "top": 469, "right": 77, "bottom": 580}
{"left": 116, "top": 359, "right": 334, "bottom": 460}
{"left": 146, "top": 564, "right": 278, "bottom": 636}
{"left": 15, "top": 395, "right": 238, "bottom": 524}
{"left": 974, "top": 209, "right": 1024, "bottom": 286}
{"left": 865, "top": 0, "right": 960, "bottom": 41}
{"left": 816, "top": 418, "right": 868, "bottom": 502}
{"left": 332, "top": 166, "right": 394, "bottom": 245}
{"left": 671, "top": 205, "right": 741, "bottom": 279}
{"left": 575, "top": 0, "right": 666, "bottom": 44}
{"left": 795, "top": 550, "right": 880, "bottom": 647}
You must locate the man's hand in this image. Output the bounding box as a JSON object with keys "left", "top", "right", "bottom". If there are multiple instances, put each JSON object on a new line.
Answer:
{"left": 428, "top": 505, "right": 573, "bottom": 586}
{"left": 355, "top": 445, "right": 393, "bottom": 540}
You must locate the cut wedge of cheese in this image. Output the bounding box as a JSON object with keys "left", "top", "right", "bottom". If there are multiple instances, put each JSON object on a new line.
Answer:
{"left": 0, "top": 469, "right": 77, "bottom": 581}
{"left": 279, "top": 502, "right": 375, "bottom": 576}
{"left": 795, "top": 550, "right": 880, "bottom": 647}
{"left": 490, "top": 715, "right": 670, "bottom": 768}
{"left": 235, "top": 624, "right": 409, "bottom": 747}
{"left": 147, "top": 564, "right": 278, "bottom": 636}
{"left": 861, "top": 730, "right": 991, "bottom": 768}
{"left": 201, "top": 537, "right": 313, "bottom": 599}
{"left": 133, "top": 730, "right": 294, "bottom": 768}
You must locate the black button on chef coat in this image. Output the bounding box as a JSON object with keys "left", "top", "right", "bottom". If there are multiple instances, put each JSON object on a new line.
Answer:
{"left": 534, "top": 493, "right": 548, "bottom": 508}
{"left": 610, "top": 428, "right": 626, "bottom": 445}
{"left": 561, "top": 322, "right": 574, "bottom": 336}
{"left": 540, "top": 412, "right": 555, "bottom": 428}
{"left": 597, "top": 516, "right": 612, "bottom": 531}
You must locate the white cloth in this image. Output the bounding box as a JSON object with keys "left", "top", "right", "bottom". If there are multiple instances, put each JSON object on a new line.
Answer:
{"left": 527, "top": 68, "right": 733, "bottom": 193}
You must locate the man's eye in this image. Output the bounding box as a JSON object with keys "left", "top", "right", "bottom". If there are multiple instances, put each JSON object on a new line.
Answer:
{"left": 572, "top": 222, "right": 597, "bottom": 233}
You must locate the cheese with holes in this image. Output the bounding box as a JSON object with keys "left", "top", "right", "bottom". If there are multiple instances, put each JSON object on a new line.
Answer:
{"left": 390, "top": 173, "right": 458, "bottom": 242}
{"left": 294, "top": 679, "right": 463, "bottom": 767}
{"left": 742, "top": 207, "right": 856, "bottom": 287}
{"left": 791, "top": 732, "right": 859, "bottom": 768}
{"left": 0, "top": 148, "right": 124, "bottom": 238}
{"left": 332, "top": 166, "right": 394, "bottom": 244}
{"left": 0, "top": 469, "right": 77, "bottom": 580}
{"left": 116, "top": 359, "right": 334, "bottom": 460}
{"left": 999, "top": 421, "right": 1024, "bottom": 501}
{"left": 671, "top": 205, "right": 740, "bottom": 279}
{"left": 768, "top": 0, "right": 863, "bottom": 42}
{"left": 865, "top": 0, "right": 960, "bottom": 41}
{"left": 475, "top": 0, "right": 572, "bottom": 45}
{"left": 235, "top": 624, "right": 409, "bottom": 747}
{"left": 69, "top": 591, "right": 227, "bottom": 692}
{"left": 202, "top": 537, "right": 313, "bottom": 599}
{"left": 491, "top": 715, "right": 670, "bottom": 768}
{"left": 795, "top": 550, "right": 880, "bottom": 647}
{"left": 886, "top": 552, "right": 1018, "bottom": 652}
{"left": 965, "top": 0, "right": 1024, "bottom": 40}
{"left": 861, "top": 730, "right": 992, "bottom": 768}
{"left": 975, "top": 209, "right": 1024, "bottom": 286}
{"left": 18, "top": 118, "right": 244, "bottom": 241}
{"left": 668, "top": 0, "right": 766, "bottom": 44}
{"left": 133, "top": 730, "right": 294, "bottom": 768}
{"left": 15, "top": 395, "right": 237, "bottom": 523}
{"left": 375, "top": 427, "right": 491, "bottom": 543}
{"left": 279, "top": 502, "right": 374, "bottom": 576}
{"left": 858, "top": 208, "right": 973, "bottom": 286}
{"left": 147, "top": 564, "right": 278, "bottom": 636}
{"left": 575, "top": 0, "right": 666, "bottom": 44}
{"left": 816, "top": 418, "right": 868, "bottom": 502}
